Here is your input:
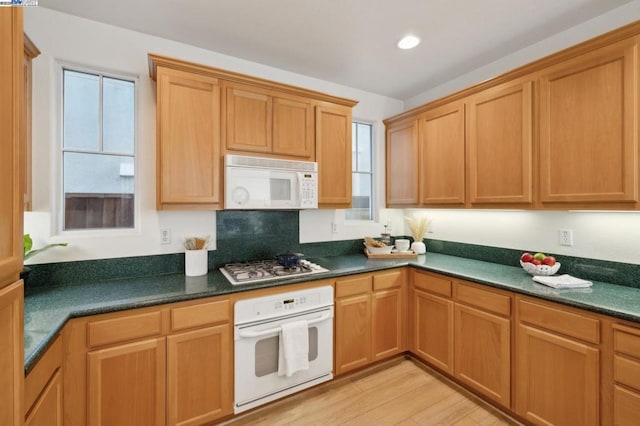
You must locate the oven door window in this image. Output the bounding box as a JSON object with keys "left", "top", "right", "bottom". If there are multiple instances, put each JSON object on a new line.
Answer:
{"left": 254, "top": 327, "right": 319, "bottom": 377}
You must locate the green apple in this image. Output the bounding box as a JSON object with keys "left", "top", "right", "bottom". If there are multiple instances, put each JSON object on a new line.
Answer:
{"left": 533, "top": 252, "right": 546, "bottom": 261}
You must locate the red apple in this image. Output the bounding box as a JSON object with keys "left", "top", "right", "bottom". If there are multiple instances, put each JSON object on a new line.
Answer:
{"left": 520, "top": 252, "right": 534, "bottom": 263}
{"left": 542, "top": 256, "right": 556, "bottom": 266}
{"left": 531, "top": 259, "right": 542, "bottom": 266}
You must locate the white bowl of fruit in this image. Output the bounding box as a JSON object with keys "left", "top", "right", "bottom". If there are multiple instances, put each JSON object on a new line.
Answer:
{"left": 520, "top": 252, "right": 561, "bottom": 276}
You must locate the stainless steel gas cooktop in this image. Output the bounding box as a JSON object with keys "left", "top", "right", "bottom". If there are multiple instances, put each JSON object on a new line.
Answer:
{"left": 219, "top": 259, "right": 329, "bottom": 285}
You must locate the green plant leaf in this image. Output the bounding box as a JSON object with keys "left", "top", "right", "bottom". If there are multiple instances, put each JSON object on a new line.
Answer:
{"left": 24, "top": 241, "right": 68, "bottom": 260}
{"left": 23, "top": 234, "right": 33, "bottom": 257}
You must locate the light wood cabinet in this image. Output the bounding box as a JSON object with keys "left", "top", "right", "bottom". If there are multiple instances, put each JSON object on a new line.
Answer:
{"left": 515, "top": 297, "right": 600, "bottom": 425}
{"left": 224, "top": 82, "right": 314, "bottom": 159}
{"left": 0, "top": 280, "right": 24, "bottom": 426}
{"left": 167, "top": 325, "right": 232, "bottom": 426}
{"left": 63, "top": 296, "right": 233, "bottom": 426}
{"left": 25, "top": 336, "right": 63, "bottom": 425}
{"left": 88, "top": 338, "right": 166, "bottom": 426}
{"left": 539, "top": 39, "right": 638, "bottom": 206}
{"left": 453, "top": 282, "right": 511, "bottom": 408}
{"left": 411, "top": 270, "right": 454, "bottom": 373}
{"left": 386, "top": 119, "right": 419, "bottom": 206}
{"left": 419, "top": 102, "right": 465, "bottom": 205}
{"left": 611, "top": 324, "right": 640, "bottom": 425}
{"left": 22, "top": 34, "right": 39, "bottom": 212}
{"left": 335, "top": 270, "right": 405, "bottom": 375}
{"left": 466, "top": 80, "right": 533, "bottom": 205}
{"left": 155, "top": 66, "right": 221, "bottom": 210}
{"left": 316, "top": 104, "right": 353, "bottom": 207}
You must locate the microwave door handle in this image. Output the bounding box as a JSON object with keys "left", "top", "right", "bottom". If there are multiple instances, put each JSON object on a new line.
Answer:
{"left": 237, "top": 311, "right": 332, "bottom": 339}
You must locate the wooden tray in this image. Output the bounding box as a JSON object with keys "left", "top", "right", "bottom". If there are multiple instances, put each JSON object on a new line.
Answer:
{"left": 364, "top": 248, "right": 418, "bottom": 259}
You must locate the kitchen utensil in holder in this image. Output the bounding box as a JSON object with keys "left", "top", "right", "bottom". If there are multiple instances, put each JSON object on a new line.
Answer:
{"left": 185, "top": 249, "right": 208, "bottom": 276}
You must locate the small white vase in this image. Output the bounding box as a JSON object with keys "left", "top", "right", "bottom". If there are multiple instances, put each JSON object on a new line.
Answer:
{"left": 411, "top": 241, "right": 426, "bottom": 254}
{"left": 185, "top": 249, "right": 208, "bottom": 276}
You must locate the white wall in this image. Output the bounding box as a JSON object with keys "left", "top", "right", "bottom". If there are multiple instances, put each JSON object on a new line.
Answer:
{"left": 23, "top": 7, "right": 403, "bottom": 264}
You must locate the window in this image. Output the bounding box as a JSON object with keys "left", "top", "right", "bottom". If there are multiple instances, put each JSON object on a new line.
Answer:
{"left": 346, "top": 121, "right": 373, "bottom": 221}
{"left": 61, "top": 68, "right": 136, "bottom": 230}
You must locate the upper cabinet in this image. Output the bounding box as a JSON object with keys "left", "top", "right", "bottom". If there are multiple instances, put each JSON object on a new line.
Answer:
{"left": 466, "top": 80, "right": 533, "bottom": 206}
{"left": 224, "top": 82, "right": 314, "bottom": 159}
{"left": 155, "top": 66, "right": 221, "bottom": 210}
{"left": 149, "top": 54, "right": 357, "bottom": 210}
{"left": 386, "top": 119, "right": 419, "bottom": 206}
{"left": 419, "top": 102, "right": 466, "bottom": 206}
{"left": 22, "top": 34, "right": 40, "bottom": 212}
{"left": 385, "top": 22, "right": 640, "bottom": 211}
{"left": 539, "top": 39, "right": 638, "bottom": 207}
{"left": 316, "top": 104, "right": 353, "bottom": 207}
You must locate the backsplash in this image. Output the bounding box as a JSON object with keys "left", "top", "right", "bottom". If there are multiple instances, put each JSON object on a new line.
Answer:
{"left": 22, "top": 215, "right": 640, "bottom": 290}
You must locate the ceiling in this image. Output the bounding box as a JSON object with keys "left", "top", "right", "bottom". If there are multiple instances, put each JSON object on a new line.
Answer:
{"left": 40, "top": 0, "right": 634, "bottom": 100}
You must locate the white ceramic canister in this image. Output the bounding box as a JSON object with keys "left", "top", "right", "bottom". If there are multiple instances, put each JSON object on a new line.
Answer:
{"left": 185, "top": 249, "right": 208, "bottom": 276}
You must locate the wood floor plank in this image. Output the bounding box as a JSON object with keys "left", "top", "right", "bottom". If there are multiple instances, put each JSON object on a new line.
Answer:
{"left": 224, "top": 359, "right": 520, "bottom": 426}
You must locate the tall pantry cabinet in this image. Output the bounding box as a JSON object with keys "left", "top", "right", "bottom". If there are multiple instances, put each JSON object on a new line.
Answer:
{"left": 0, "top": 8, "right": 25, "bottom": 426}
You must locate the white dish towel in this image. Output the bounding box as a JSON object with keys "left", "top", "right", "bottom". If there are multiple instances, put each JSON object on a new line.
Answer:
{"left": 277, "top": 320, "right": 309, "bottom": 377}
{"left": 532, "top": 274, "right": 593, "bottom": 289}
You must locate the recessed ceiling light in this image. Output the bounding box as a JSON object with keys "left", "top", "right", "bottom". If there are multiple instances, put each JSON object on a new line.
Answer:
{"left": 397, "top": 35, "right": 420, "bottom": 50}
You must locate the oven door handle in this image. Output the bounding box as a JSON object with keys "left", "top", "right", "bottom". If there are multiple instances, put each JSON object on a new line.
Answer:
{"left": 237, "top": 311, "right": 332, "bottom": 339}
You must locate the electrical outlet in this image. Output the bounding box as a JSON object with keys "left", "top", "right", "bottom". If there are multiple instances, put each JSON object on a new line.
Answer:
{"left": 160, "top": 229, "right": 171, "bottom": 245}
{"left": 331, "top": 222, "right": 338, "bottom": 234}
{"left": 558, "top": 229, "right": 573, "bottom": 246}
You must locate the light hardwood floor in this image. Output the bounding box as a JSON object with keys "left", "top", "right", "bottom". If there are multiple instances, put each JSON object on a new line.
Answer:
{"left": 224, "top": 358, "right": 521, "bottom": 425}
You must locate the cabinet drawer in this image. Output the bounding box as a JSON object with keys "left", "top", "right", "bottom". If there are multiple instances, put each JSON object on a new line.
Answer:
{"left": 373, "top": 270, "right": 403, "bottom": 291}
{"left": 336, "top": 275, "right": 372, "bottom": 298}
{"left": 171, "top": 299, "right": 229, "bottom": 331}
{"left": 615, "top": 385, "right": 640, "bottom": 425}
{"left": 518, "top": 299, "right": 599, "bottom": 344}
{"left": 614, "top": 324, "right": 640, "bottom": 359}
{"left": 87, "top": 311, "right": 163, "bottom": 348}
{"left": 25, "top": 336, "right": 63, "bottom": 414}
{"left": 456, "top": 282, "right": 510, "bottom": 316}
{"left": 615, "top": 355, "right": 640, "bottom": 391}
{"left": 412, "top": 271, "right": 451, "bottom": 297}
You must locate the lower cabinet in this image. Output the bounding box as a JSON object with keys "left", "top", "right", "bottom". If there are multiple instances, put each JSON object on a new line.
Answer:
{"left": 64, "top": 296, "right": 233, "bottom": 426}
{"left": 167, "top": 325, "right": 232, "bottom": 426}
{"left": 611, "top": 323, "right": 640, "bottom": 425}
{"left": 88, "top": 338, "right": 166, "bottom": 426}
{"left": 453, "top": 281, "right": 511, "bottom": 408}
{"left": 24, "top": 335, "right": 63, "bottom": 426}
{"left": 515, "top": 297, "right": 600, "bottom": 426}
{"left": 411, "top": 271, "right": 511, "bottom": 408}
{"left": 335, "top": 269, "right": 405, "bottom": 375}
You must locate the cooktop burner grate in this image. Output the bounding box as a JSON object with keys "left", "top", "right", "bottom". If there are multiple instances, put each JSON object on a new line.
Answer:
{"left": 220, "top": 259, "right": 328, "bottom": 285}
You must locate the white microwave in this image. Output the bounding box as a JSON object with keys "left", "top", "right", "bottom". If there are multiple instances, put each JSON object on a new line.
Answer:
{"left": 224, "top": 155, "right": 318, "bottom": 209}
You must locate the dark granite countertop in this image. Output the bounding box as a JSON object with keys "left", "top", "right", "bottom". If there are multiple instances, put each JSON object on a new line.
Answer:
{"left": 24, "top": 252, "right": 640, "bottom": 373}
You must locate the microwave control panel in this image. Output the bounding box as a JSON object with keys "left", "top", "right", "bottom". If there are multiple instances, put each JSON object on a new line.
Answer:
{"left": 300, "top": 173, "right": 317, "bottom": 208}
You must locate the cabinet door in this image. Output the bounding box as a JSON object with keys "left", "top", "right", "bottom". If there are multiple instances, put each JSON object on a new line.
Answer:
{"left": 454, "top": 304, "right": 510, "bottom": 407}
{"left": 225, "top": 84, "right": 272, "bottom": 153}
{"left": 316, "top": 104, "right": 352, "bottom": 207}
{"left": 88, "top": 338, "right": 166, "bottom": 426}
{"left": 0, "top": 8, "right": 24, "bottom": 287}
{"left": 614, "top": 385, "right": 640, "bottom": 426}
{"left": 539, "top": 39, "right": 638, "bottom": 204}
{"left": 386, "top": 119, "right": 419, "bottom": 206}
{"left": 413, "top": 289, "right": 453, "bottom": 373}
{"left": 516, "top": 324, "right": 599, "bottom": 426}
{"left": 419, "top": 102, "right": 465, "bottom": 205}
{"left": 167, "top": 325, "right": 232, "bottom": 426}
{"left": 273, "top": 97, "right": 314, "bottom": 158}
{"left": 372, "top": 288, "right": 403, "bottom": 361}
{"left": 467, "top": 80, "right": 533, "bottom": 205}
{"left": 157, "top": 67, "right": 221, "bottom": 208}
{"left": 0, "top": 280, "right": 23, "bottom": 426}
{"left": 25, "top": 370, "right": 62, "bottom": 426}
{"left": 335, "top": 293, "right": 371, "bottom": 375}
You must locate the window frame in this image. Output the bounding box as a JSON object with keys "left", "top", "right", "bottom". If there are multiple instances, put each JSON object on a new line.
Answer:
{"left": 346, "top": 119, "right": 375, "bottom": 223}
{"left": 55, "top": 62, "right": 140, "bottom": 235}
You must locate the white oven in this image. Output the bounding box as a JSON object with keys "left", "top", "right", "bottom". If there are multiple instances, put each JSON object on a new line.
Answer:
{"left": 225, "top": 154, "right": 318, "bottom": 210}
{"left": 234, "top": 286, "right": 334, "bottom": 413}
